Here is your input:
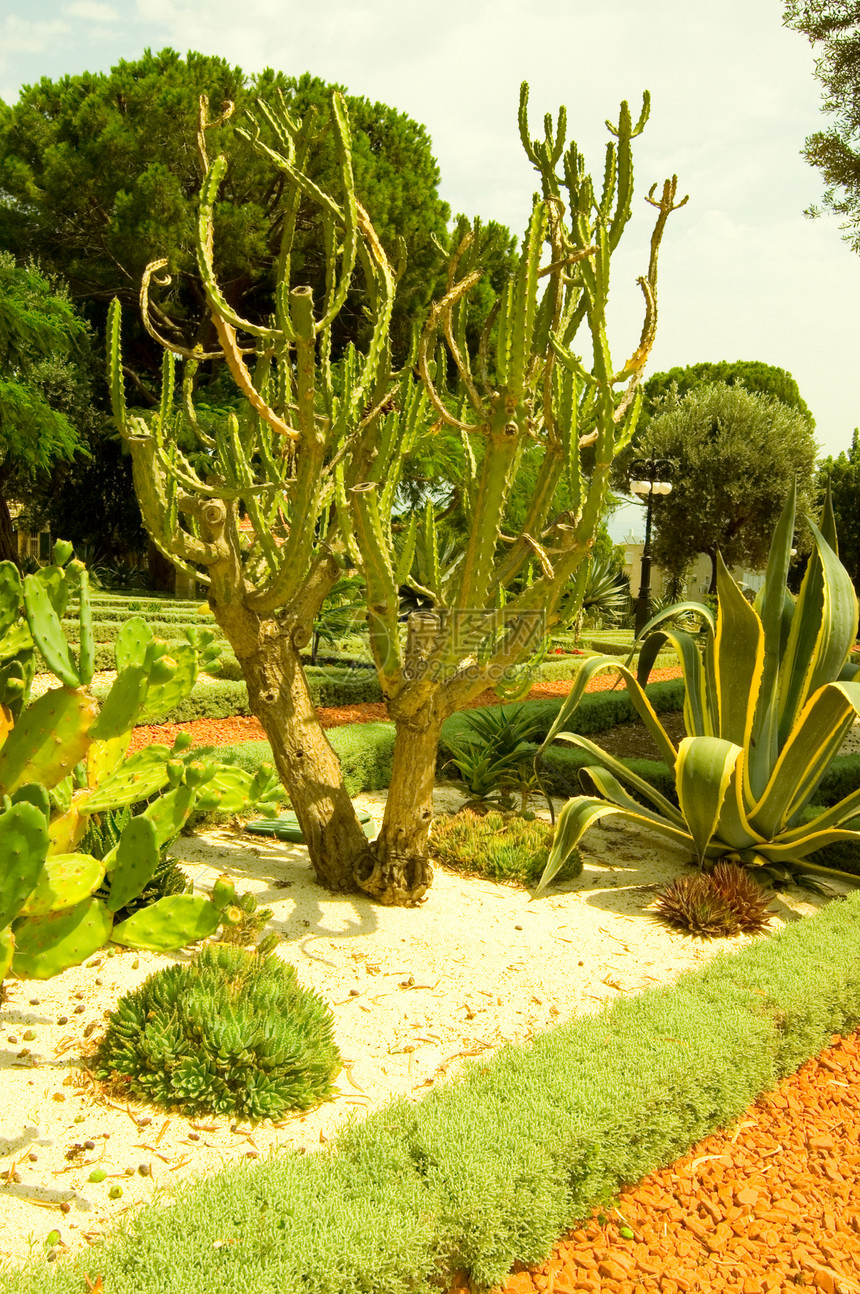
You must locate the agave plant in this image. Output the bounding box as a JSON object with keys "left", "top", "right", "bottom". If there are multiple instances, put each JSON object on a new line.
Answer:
{"left": 533, "top": 483, "right": 860, "bottom": 893}
{"left": 445, "top": 705, "right": 544, "bottom": 809}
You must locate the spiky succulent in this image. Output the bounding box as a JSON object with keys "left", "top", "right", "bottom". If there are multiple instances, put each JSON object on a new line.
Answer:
{"left": 707, "top": 861, "right": 774, "bottom": 933}
{"left": 94, "top": 944, "right": 340, "bottom": 1120}
{"left": 430, "top": 809, "right": 578, "bottom": 887}
{"left": 653, "top": 874, "right": 742, "bottom": 938}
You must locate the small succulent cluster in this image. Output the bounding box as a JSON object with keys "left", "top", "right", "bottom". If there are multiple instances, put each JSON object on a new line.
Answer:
{"left": 430, "top": 809, "right": 579, "bottom": 886}
{"left": 654, "top": 861, "right": 774, "bottom": 938}
{"left": 94, "top": 944, "right": 340, "bottom": 1120}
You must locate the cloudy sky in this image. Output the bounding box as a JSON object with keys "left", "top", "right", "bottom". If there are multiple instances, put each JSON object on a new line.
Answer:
{"left": 2, "top": 0, "right": 858, "bottom": 535}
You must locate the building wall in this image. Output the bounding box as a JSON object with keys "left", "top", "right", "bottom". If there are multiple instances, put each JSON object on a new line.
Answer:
{"left": 9, "top": 503, "right": 50, "bottom": 565}
{"left": 621, "top": 540, "right": 765, "bottom": 603}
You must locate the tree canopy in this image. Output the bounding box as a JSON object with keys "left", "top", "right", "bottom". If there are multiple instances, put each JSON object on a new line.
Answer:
{"left": 640, "top": 359, "right": 815, "bottom": 427}
{"left": 0, "top": 49, "right": 454, "bottom": 377}
{"left": 783, "top": 1, "right": 860, "bottom": 247}
{"left": 0, "top": 252, "right": 91, "bottom": 562}
{"left": 641, "top": 381, "right": 819, "bottom": 592}
{"left": 816, "top": 427, "right": 860, "bottom": 591}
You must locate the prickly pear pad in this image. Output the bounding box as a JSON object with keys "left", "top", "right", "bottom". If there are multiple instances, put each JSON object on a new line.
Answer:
{"left": 0, "top": 687, "right": 97, "bottom": 795}
{"left": 0, "top": 800, "right": 50, "bottom": 927}
{"left": 11, "top": 896, "right": 113, "bottom": 978}
{"left": 110, "top": 893, "right": 221, "bottom": 950}
{"left": 18, "top": 852, "right": 105, "bottom": 916}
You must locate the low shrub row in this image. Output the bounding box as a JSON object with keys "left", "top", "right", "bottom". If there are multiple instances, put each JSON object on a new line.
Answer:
{"left": 217, "top": 723, "right": 397, "bottom": 800}
{"left": 8, "top": 892, "right": 860, "bottom": 1294}
{"left": 90, "top": 677, "right": 251, "bottom": 725}
{"left": 62, "top": 618, "right": 228, "bottom": 645}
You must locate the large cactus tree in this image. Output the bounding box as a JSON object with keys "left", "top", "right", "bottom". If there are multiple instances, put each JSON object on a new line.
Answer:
{"left": 109, "top": 86, "right": 686, "bottom": 905}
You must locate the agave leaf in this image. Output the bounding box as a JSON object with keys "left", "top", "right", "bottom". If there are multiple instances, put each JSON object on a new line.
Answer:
{"left": 537, "top": 654, "right": 621, "bottom": 750}
{"left": 555, "top": 730, "right": 686, "bottom": 826}
{"left": 714, "top": 752, "right": 766, "bottom": 853}
{"left": 756, "top": 826, "right": 860, "bottom": 863}
{"left": 764, "top": 784, "right": 860, "bottom": 846}
{"left": 580, "top": 766, "right": 694, "bottom": 847}
{"left": 644, "top": 626, "right": 714, "bottom": 738}
{"left": 714, "top": 555, "right": 764, "bottom": 748}
{"left": 778, "top": 516, "right": 858, "bottom": 745}
{"left": 538, "top": 655, "right": 678, "bottom": 767}
{"left": 750, "top": 482, "right": 797, "bottom": 798}
{"left": 750, "top": 680, "right": 860, "bottom": 839}
{"left": 632, "top": 601, "right": 714, "bottom": 658}
{"left": 533, "top": 796, "right": 624, "bottom": 896}
{"left": 676, "top": 736, "right": 742, "bottom": 863}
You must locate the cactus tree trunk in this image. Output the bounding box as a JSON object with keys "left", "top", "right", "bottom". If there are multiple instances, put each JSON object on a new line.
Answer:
{"left": 357, "top": 702, "right": 443, "bottom": 905}
{"left": 212, "top": 604, "right": 372, "bottom": 892}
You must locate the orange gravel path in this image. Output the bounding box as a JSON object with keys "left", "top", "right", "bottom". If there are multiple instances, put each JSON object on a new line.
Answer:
{"left": 126, "top": 665, "right": 683, "bottom": 753}
{"left": 464, "top": 1031, "right": 860, "bottom": 1294}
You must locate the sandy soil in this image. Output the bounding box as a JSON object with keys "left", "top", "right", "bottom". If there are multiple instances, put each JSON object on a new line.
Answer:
{"left": 0, "top": 780, "right": 845, "bottom": 1269}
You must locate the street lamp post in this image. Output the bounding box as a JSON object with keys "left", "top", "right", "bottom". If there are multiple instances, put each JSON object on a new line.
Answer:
{"left": 629, "top": 458, "right": 674, "bottom": 638}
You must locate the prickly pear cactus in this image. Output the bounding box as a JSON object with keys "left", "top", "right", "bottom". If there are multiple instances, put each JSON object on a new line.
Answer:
{"left": 0, "top": 547, "right": 284, "bottom": 983}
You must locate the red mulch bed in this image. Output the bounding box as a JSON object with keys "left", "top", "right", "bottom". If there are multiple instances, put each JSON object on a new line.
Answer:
{"left": 126, "top": 667, "right": 683, "bottom": 754}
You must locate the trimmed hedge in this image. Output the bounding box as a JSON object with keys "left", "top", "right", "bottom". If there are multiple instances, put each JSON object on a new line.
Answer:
{"left": 211, "top": 683, "right": 686, "bottom": 806}
{"left": 216, "top": 724, "right": 396, "bottom": 800}
{"left": 6, "top": 892, "right": 860, "bottom": 1294}
{"left": 305, "top": 666, "right": 383, "bottom": 708}
{"left": 90, "top": 677, "right": 251, "bottom": 725}
{"left": 63, "top": 618, "right": 228, "bottom": 645}
{"left": 796, "top": 803, "right": 860, "bottom": 877}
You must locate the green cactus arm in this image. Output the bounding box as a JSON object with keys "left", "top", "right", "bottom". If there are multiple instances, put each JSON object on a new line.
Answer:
{"left": 138, "top": 259, "right": 224, "bottom": 362}
{"left": 210, "top": 314, "right": 299, "bottom": 440}
{"left": 180, "top": 359, "right": 216, "bottom": 450}
{"left": 350, "top": 482, "right": 402, "bottom": 685}
{"left": 451, "top": 406, "right": 522, "bottom": 616}
{"left": 342, "top": 205, "right": 397, "bottom": 428}
{"left": 506, "top": 205, "right": 548, "bottom": 401}
{"left": 315, "top": 93, "right": 359, "bottom": 334}
{"left": 439, "top": 229, "right": 488, "bottom": 419}
{"left": 107, "top": 299, "right": 128, "bottom": 430}
{"left": 393, "top": 512, "right": 418, "bottom": 588}
{"left": 489, "top": 449, "right": 566, "bottom": 595}
{"left": 418, "top": 277, "right": 483, "bottom": 433}
{"left": 196, "top": 155, "right": 283, "bottom": 342}
{"left": 120, "top": 428, "right": 219, "bottom": 577}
